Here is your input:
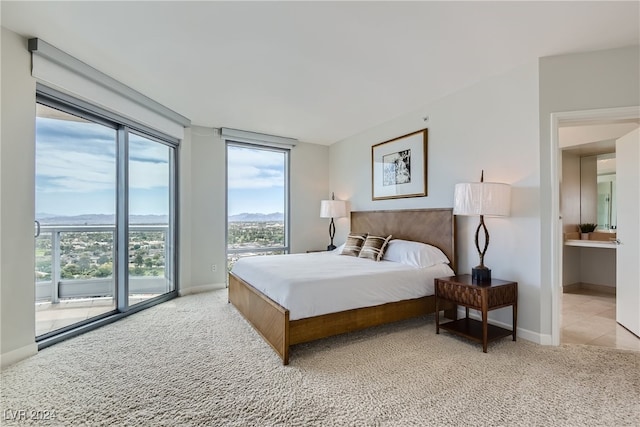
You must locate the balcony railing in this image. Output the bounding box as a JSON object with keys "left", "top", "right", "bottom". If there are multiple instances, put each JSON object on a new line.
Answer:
{"left": 36, "top": 224, "right": 172, "bottom": 303}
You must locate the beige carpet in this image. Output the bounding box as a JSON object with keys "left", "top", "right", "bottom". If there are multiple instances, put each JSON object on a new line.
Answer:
{"left": 1, "top": 289, "right": 638, "bottom": 426}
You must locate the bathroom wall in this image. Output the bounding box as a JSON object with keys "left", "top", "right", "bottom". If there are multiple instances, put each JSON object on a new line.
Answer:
{"left": 562, "top": 152, "right": 581, "bottom": 287}
{"left": 580, "top": 156, "right": 597, "bottom": 224}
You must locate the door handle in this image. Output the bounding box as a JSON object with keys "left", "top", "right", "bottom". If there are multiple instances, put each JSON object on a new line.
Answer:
{"left": 34, "top": 220, "right": 41, "bottom": 238}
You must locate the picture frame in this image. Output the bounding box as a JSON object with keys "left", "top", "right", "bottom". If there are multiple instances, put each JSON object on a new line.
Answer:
{"left": 371, "top": 129, "right": 427, "bottom": 200}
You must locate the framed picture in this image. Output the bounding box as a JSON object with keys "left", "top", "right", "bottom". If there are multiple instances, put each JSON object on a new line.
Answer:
{"left": 371, "top": 129, "right": 427, "bottom": 200}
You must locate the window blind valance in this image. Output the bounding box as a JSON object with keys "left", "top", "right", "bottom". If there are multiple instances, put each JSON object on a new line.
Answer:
{"left": 28, "top": 38, "right": 190, "bottom": 140}
{"left": 220, "top": 127, "right": 298, "bottom": 149}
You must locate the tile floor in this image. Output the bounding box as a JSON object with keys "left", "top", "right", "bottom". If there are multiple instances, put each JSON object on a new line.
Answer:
{"left": 561, "top": 287, "right": 639, "bottom": 351}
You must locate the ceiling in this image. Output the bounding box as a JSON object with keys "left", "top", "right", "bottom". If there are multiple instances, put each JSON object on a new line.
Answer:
{"left": 560, "top": 121, "right": 640, "bottom": 154}
{"left": 2, "top": 1, "right": 639, "bottom": 145}
{"left": 559, "top": 121, "right": 640, "bottom": 174}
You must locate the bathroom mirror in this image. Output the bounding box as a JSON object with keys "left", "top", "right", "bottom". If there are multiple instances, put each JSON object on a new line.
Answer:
{"left": 596, "top": 153, "right": 616, "bottom": 230}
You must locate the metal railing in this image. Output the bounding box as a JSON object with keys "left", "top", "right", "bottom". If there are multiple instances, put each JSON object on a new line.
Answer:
{"left": 35, "top": 224, "right": 172, "bottom": 303}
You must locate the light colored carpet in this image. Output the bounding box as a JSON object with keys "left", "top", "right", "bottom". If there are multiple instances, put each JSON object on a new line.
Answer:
{"left": 1, "top": 289, "right": 638, "bottom": 426}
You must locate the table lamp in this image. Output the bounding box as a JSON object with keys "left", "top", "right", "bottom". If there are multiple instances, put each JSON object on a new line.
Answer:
{"left": 320, "top": 193, "right": 347, "bottom": 251}
{"left": 453, "top": 171, "right": 511, "bottom": 283}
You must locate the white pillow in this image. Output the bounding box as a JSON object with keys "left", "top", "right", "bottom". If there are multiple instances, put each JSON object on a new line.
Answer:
{"left": 382, "top": 239, "right": 449, "bottom": 268}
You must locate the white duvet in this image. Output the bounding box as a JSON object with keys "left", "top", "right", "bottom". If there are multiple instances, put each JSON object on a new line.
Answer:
{"left": 231, "top": 251, "right": 454, "bottom": 320}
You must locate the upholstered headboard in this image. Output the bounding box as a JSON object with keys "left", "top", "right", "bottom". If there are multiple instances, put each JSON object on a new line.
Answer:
{"left": 350, "top": 208, "right": 456, "bottom": 272}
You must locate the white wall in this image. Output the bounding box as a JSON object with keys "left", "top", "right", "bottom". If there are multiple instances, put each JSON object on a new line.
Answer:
{"left": 289, "top": 141, "right": 331, "bottom": 253}
{"left": 1, "top": 28, "right": 38, "bottom": 365}
{"left": 178, "top": 127, "right": 193, "bottom": 293}
{"left": 539, "top": 45, "right": 640, "bottom": 338}
{"left": 183, "top": 127, "right": 227, "bottom": 290}
{"left": 330, "top": 62, "right": 541, "bottom": 340}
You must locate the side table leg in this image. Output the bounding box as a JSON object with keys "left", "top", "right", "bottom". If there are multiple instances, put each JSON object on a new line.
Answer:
{"left": 482, "top": 308, "right": 488, "bottom": 353}
{"left": 513, "top": 301, "right": 517, "bottom": 342}
{"left": 435, "top": 297, "right": 440, "bottom": 334}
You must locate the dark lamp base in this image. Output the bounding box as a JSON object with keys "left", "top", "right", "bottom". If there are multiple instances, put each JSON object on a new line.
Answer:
{"left": 327, "top": 244, "right": 337, "bottom": 251}
{"left": 472, "top": 266, "right": 492, "bottom": 284}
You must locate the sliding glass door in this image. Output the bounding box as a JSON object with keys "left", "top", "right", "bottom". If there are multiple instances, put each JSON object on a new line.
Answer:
{"left": 35, "top": 103, "right": 118, "bottom": 336}
{"left": 128, "top": 132, "right": 175, "bottom": 306}
{"left": 35, "top": 95, "right": 178, "bottom": 340}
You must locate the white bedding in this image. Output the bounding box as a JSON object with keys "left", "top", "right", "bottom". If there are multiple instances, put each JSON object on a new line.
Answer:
{"left": 231, "top": 251, "right": 454, "bottom": 320}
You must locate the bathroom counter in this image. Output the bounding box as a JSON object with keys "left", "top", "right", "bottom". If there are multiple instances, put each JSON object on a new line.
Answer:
{"left": 564, "top": 239, "right": 617, "bottom": 249}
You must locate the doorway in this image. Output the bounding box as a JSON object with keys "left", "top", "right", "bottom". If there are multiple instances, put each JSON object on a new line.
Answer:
{"left": 550, "top": 106, "right": 640, "bottom": 350}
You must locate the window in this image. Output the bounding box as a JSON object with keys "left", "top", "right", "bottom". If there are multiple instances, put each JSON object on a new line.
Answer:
{"left": 35, "top": 89, "right": 178, "bottom": 344}
{"left": 226, "top": 142, "right": 290, "bottom": 270}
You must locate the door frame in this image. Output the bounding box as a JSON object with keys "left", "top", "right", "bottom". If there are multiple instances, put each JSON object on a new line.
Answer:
{"left": 550, "top": 105, "right": 640, "bottom": 346}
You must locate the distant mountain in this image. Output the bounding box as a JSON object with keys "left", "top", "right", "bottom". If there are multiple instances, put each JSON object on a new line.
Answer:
{"left": 36, "top": 213, "right": 169, "bottom": 225}
{"left": 36, "top": 212, "right": 283, "bottom": 224}
{"left": 228, "top": 212, "right": 284, "bottom": 222}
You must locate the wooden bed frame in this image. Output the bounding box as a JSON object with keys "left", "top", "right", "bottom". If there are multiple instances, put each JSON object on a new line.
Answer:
{"left": 228, "top": 208, "right": 457, "bottom": 365}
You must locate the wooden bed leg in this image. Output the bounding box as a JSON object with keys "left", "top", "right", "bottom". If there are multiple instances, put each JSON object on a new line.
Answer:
{"left": 444, "top": 305, "right": 458, "bottom": 320}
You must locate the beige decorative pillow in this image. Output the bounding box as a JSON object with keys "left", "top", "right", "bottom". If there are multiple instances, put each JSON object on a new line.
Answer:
{"left": 358, "top": 235, "right": 392, "bottom": 261}
{"left": 341, "top": 233, "right": 368, "bottom": 257}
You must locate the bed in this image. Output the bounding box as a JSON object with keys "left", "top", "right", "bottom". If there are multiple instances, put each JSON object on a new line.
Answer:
{"left": 228, "top": 208, "right": 458, "bottom": 365}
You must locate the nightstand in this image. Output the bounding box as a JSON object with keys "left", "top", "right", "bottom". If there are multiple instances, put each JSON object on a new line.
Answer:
{"left": 435, "top": 274, "right": 517, "bottom": 352}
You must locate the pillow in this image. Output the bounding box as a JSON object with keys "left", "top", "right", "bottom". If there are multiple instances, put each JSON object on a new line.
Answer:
{"left": 382, "top": 239, "right": 450, "bottom": 268}
{"left": 340, "top": 233, "right": 368, "bottom": 257}
{"left": 358, "top": 235, "right": 392, "bottom": 261}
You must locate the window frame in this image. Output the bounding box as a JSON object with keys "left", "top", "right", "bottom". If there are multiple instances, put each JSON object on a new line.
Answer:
{"left": 225, "top": 140, "right": 291, "bottom": 263}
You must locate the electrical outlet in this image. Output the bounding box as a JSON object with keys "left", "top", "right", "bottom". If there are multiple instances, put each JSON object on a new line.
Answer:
{"left": 211, "top": 264, "right": 217, "bottom": 272}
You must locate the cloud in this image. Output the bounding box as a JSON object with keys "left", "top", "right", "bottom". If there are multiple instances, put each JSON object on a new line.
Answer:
{"left": 129, "top": 134, "right": 169, "bottom": 189}
{"left": 36, "top": 117, "right": 169, "bottom": 193}
{"left": 36, "top": 145, "right": 116, "bottom": 193}
{"left": 227, "top": 145, "right": 285, "bottom": 189}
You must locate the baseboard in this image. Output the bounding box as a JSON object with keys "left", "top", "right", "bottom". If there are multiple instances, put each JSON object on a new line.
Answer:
{"left": 1, "top": 343, "right": 38, "bottom": 368}
{"left": 455, "top": 307, "right": 547, "bottom": 345}
{"left": 537, "top": 333, "right": 554, "bottom": 346}
{"left": 179, "top": 283, "right": 225, "bottom": 296}
{"left": 563, "top": 282, "right": 616, "bottom": 295}
{"left": 563, "top": 283, "right": 582, "bottom": 293}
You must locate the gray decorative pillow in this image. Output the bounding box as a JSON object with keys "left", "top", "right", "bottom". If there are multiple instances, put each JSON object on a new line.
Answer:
{"left": 358, "top": 235, "right": 393, "bottom": 261}
{"left": 340, "top": 233, "right": 368, "bottom": 257}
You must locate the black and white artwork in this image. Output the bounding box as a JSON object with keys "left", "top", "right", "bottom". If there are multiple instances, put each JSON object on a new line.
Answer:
{"left": 383, "top": 149, "right": 411, "bottom": 186}
{"left": 372, "top": 129, "right": 427, "bottom": 200}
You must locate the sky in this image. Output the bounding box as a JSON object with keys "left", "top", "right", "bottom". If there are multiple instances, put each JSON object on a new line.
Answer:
{"left": 36, "top": 112, "right": 169, "bottom": 217}
{"left": 227, "top": 145, "right": 285, "bottom": 216}
{"left": 36, "top": 109, "right": 285, "bottom": 218}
